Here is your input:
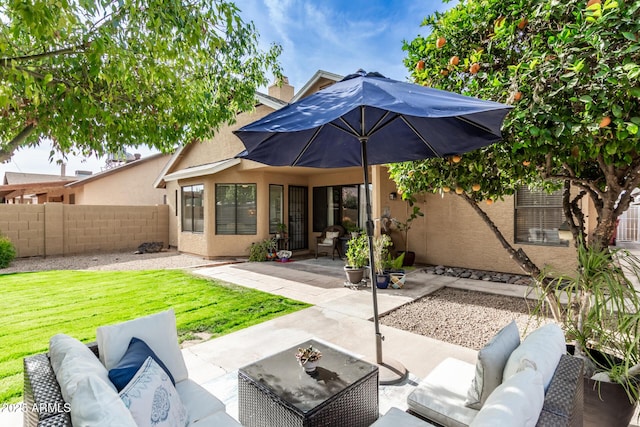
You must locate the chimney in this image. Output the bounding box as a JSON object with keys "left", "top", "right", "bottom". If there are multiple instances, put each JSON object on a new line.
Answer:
{"left": 268, "top": 76, "right": 294, "bottom": 102}
{"left": 60, "top": 163, "right": 66, "bottom": 177}
{"left": 134, "top": 153, "right": 141, "bottom": 160}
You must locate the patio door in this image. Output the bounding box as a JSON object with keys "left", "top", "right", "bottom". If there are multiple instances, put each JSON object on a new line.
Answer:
{"left": 288, "top": 186, "right": 308, "bottom": 250}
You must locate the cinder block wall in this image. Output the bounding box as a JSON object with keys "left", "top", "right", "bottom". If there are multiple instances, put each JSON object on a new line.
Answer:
{"left": 0, "top": 204, "right": 169, "bottom": 257}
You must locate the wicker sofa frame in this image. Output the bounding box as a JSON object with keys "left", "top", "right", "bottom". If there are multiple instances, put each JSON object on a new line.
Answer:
{"left": 408, "top": 354, "right": 585, "bottom": 427}
{"left": 23, "top": 343, "right": 99, "bottom": 427}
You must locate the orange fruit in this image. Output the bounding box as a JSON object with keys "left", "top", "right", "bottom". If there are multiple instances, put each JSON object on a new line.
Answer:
{"left": 514, "top": 91, "right": 522, "bottom": 101}
{"left": 442, "top": 186, "right": 450, "bottom": 193}
{"left": 470, "top": 63, "right": 481, "bottom": 74}
{"left": 455, "top": 187, "right": 464, "bottom": 195}
{"left": 440, "top": 69, "right": 449, "bottom": 76}
{"left": 517, "top": 18, "right": 528, "bottom": 30}
{"left": 486, "top": 199, "right": 494, "bottom": 205}
{"left": 472, "top": 184, "right": 481, "bottom": 191}
{"left": 452, "top": 155, "right": 461, "bottom": 163}
{"left": 587, "top": 0, "right": 601, "bottom": 6}
{"left": 416, "top": 60, "right": 425, "bottom": 71}
{"left": 436, "top": 37, "right": 446, "bottom": 49}
{"left": 522, "top": 160, "right": 531, "bottom": 166}
{"left": 599, "top": 116, "right": 611, "bottom": 128}
{"left": 449, "top": 56, "right": 460, "bottom": 66}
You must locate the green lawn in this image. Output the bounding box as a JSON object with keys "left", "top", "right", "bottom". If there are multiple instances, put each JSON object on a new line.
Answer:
{"left": 0, "top": 269, "right": 310, "bottom": 404}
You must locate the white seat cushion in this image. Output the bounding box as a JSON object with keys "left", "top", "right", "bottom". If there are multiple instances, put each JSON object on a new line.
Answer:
{"left": 371, "top": 407, "right": 436, "bottom": 426}
{"left": 407, "top": 358, "right": 478, "bottom": 427}
{"left": 503, "top": 323, "right": 565, "bottom": 390}
{"left": 470, "top": 368, "right": 544, "bottom": 427}
{"left": 175, "top": 379, "right": 226, "bottom": 425}
{"left": 96, "top": 308, "right": 189, "bottom": 383}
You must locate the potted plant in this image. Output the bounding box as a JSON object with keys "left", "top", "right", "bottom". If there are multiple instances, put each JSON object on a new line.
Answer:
{"left": 248, "top": 237, "right": 277, "bottom": 262}
{"left": 295, "top": 345, "right": 322, "bottom": 373}
{"left": 344, "top": 233, "right": 369, "bottom": 284}
{"left": 391, "top": 200, "right": 424, "bottom": 266}
{"left": 275, "top": 222, "right": 287, "bottom": 239}
{"left": 343, "top": 221, "right": 362, "bottom": 239}
{"left": 534, "top": 240, "right": 640, "bottom": 426}
{"left": 386, "top": 252, "right": 406, "bottom": 288}
{"left": 372, "top": 234, "right": 393, "bottom": 288}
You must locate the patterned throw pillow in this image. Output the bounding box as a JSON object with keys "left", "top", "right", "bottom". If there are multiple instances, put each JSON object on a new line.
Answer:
{"left": 120, "top": 357, "right": 188, "bottom": 427}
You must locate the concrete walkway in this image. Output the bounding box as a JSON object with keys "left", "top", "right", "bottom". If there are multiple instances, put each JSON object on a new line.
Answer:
{"left": 181, "top": 258, "right": 516, "bottom": 422}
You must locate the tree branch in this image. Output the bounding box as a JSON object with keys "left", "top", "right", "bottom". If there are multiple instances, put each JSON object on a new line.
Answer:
{"left": 459, "top": 192, "right": 541, "bottom": 276}
{"left": 0, "top": 124, "right": 36, "bottom": 163}
{"left": 0, "top": 43, "right": 88, "bottom": 67}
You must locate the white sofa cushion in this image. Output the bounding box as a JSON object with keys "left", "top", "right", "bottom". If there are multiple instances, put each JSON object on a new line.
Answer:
{"left": 407, "top": 358, "right": 478, "bottom": 427}
{"left": 465, "top": 320, "right": 520, "bottom": 409}
{"left": 119, "top": 357, "right": 188, "bottom": 427}
{"left": 470, "top": 368, "right": 544, "bottom": 427}
{"left": 175, "top": 379, "right": 226, "bottom": 425}
{"left": 96, "top": 308, "right": 189, "bottom": 383}
{"left": 49, "top": 333, "right": 115, "bottom": 403}
{"left": 503, "top": 323, "right": 565, "bottom": 390}
{"left": 70, "top": 375, "right": 137, "bottom": 427}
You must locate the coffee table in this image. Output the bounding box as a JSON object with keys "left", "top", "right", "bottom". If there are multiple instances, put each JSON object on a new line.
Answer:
{"left": 238, "top": 339, "right": 379, "bottom": 427}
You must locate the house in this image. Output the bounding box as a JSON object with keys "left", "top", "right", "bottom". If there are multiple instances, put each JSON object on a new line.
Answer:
{"left": 65, "top": 152, "right": 170, "bottom": 205}
{"left": 157, "top": 70, "right": 579, "bottom": 275}
{"left": 0, "top": 170, "right": 84, "bottom": 204}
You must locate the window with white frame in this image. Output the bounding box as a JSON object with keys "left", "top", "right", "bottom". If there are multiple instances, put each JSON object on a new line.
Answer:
{"left": 515, "top": 186, "right": 568, "bottom": 246}
{"left": 215, "top": 184, "right": 257, "bottom": 235}
{"left": 181, "top": 184, "right": 204, "bottom": 232}
{"left": 269, "top": 185, "right": 284, "bottom": 234}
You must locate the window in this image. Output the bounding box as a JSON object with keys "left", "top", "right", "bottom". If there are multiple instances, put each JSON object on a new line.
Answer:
{"left": 216, "top": 184, "right": 257, "bottom": 235}
{"left": 312, "top": 184, "right": 369, "bottom": 232}
{"left": 515, "top": 186, "right": 568, "bottom": 246}
{"left": 182, "top": 184, "right": 204, "bottom": 232}
{"left": 269, "top": 185, "right": 284, "bottom": 234}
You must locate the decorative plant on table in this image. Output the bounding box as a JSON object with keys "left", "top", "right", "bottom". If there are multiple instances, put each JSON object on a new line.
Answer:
{"left": 276, "top": 222, "right": 287, "bottom": 238}
{"left": 295, "top": 345, "right": 322, "bottom": 372}
{"left": 533, "top": 239, "right": 640, "bottom": 424}
{"left": 391, "top": 197, "right": 423, "bottom": 266}
{"left": 343, "top": 220, "right": 362, "bottom": 239}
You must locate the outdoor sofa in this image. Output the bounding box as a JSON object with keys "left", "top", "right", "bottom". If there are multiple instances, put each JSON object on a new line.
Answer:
{"left": 404, "top": 322, "right": 584, "bottom": 427}
{"left": 23, "top": 309, "right": 240, "bottom": 427}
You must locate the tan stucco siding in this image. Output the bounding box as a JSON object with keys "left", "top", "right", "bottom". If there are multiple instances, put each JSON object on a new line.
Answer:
{"left": 378, "top": 164, "right": 577, "bottom": 275}
{"left": 178, "top": 105, "right": 274, "bottom": 168}
{"left": 74, "top": 155, "right": 169, "bottom": 205}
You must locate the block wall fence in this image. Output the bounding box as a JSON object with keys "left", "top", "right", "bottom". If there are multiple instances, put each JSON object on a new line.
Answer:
{"left": 0, "top": 204, "right": 169, "bottom": 258}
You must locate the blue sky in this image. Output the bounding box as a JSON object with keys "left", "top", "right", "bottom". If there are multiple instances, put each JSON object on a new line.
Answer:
{"left": 1, "top": 0, "right": 451, "bottom": 178}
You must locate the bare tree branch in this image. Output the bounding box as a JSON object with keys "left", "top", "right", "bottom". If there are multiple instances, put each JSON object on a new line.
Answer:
{"left": 0, "top": 124, "right": 36, "bottom": 163}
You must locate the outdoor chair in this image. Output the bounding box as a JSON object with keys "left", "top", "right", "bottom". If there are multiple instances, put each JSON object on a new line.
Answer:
{"left": 315, "top": 225, "right": 345, "bottom": 259}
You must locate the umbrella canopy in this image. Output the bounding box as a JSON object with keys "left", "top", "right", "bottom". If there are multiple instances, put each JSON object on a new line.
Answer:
{"left": 234, "top": 70, "right": 512, "bottom": 382}
{"left": 235, "top": 70, "right": 511, "bottom": 168}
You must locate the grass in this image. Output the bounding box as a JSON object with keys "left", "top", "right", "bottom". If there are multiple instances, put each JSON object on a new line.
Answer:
{"left": 0, "top": 269, "right": 310, "bottom": 404}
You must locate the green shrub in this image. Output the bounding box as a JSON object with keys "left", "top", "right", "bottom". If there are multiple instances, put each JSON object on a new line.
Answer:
{"left": 0, "top": 236, "right": 16, "bottom": 269}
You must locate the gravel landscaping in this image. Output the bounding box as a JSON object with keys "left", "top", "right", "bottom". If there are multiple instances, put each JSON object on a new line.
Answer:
{"left": 380, "top": 286, "right": 551, "bottom": 350}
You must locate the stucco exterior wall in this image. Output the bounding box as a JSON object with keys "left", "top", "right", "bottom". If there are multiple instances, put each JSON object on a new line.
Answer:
{"left": 0, "top": 204, "right": 169, "bottom": 257}
{"left": 376, "top": 167, "right": 578, "bottom": 275}
{"left": 73, "top": 155, "right": 169, "bottom": 205}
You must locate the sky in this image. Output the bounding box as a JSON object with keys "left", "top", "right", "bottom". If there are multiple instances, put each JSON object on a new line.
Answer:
{"left": 0, "top": 0, "right": 452, "bottom": 179}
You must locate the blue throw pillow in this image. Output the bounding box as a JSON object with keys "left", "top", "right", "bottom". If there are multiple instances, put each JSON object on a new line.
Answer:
{"left": 108, "top": 337, "right": 176, "bottom": 391}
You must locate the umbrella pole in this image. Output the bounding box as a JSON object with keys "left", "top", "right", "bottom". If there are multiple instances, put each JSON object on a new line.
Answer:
{"left": 360, "top": 137, "right": 408, "bottom": 385}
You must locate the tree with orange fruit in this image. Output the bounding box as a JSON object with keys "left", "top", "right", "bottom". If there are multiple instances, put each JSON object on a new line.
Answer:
{"left": 392, "top": 0, "right": 640, "bottom": 274}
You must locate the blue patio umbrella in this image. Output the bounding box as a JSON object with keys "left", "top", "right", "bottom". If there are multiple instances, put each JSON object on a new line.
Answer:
{"left": 234, "top": 70, "right": 512, "bottom": 382}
